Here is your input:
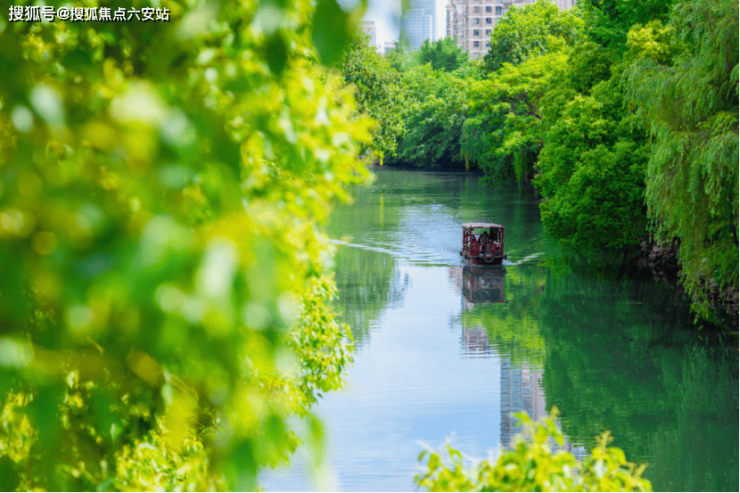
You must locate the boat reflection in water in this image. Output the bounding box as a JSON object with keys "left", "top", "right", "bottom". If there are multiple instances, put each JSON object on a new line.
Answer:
{"left": 448, "top": 265, "right": 507, "bottom": 357}
{"left": 462, "top": 265, "right": 506, "bottom": 308}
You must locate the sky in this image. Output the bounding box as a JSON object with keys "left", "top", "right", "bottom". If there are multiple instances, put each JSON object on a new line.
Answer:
{"left": 359, "top": 0, "right": 447, "bottom": 49}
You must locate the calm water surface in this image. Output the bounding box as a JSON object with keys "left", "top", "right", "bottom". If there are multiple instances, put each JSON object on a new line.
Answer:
{"left": 262, "top": 169, "right": 739, "bottom": 492}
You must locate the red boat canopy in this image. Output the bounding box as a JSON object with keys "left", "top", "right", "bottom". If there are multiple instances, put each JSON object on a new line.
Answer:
{"left": 462, "top": 222, "right": 504, "bottom": 230}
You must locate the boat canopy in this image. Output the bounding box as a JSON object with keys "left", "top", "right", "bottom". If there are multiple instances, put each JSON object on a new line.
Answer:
{"left": 462, "top": 222, "right": 503, "bottom": 230}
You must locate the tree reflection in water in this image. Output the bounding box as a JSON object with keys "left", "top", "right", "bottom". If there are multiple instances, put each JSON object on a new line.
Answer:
{"left": 332, "top": 246, "right": 409, "bottom": 347}
{"left": 450, "top": 264, "right": 587, "bottom": 459}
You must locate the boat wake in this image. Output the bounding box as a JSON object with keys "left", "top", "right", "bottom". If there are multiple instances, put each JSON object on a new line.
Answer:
{"left": 330, "top": 239, "right": 544, "bottom": 267}
{"left": 504, "top": 252, "right": 544, "bottom": 266}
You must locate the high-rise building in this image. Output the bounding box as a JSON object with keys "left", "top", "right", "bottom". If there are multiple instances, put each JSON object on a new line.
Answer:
{"left": 360, "top": 20, "right": 378, "bottom": 50}
{"left": 446, "top": 0, "right": 575, "bottom": 60}
{"left": 499, "top": 357, "right": 547, "bottom": 448}
{"left": 401, "top": 0, "right": 437, "bottom": 49}
{"left": 383, "top": 40, "right": 398, "bottom": 54}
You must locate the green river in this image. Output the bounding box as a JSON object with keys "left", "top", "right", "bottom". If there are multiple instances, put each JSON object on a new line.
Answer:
{"left": 263, "top": 168, "right": 738, "bottom": 491}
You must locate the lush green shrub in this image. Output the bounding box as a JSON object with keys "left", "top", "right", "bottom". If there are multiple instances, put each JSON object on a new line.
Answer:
{"left": 0, "top": 0, "right": 370, "bottom": 489}
{"left": 416, "top": 411, "right": 652, "bottom": 492}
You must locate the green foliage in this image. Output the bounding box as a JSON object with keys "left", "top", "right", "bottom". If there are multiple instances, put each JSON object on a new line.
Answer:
{"left": 457, "top": 0, "right": 738, "bottom": 317}
{"left": 471, "top": 0, "right": 659, "bottom": 261}
{"left": 581, "top": 0, "right": 677, "bottom": 51}
{"left": 465, "top": 1, "right": 584, "bottom": 184}
{"left": 483, "top": 0, "right": 583, "bottom": 74}
{"left": 625, "top": 0, "right": 739, "bottom": 318}
{"left": 0, "top": 0, "right": 372, "bottom": 489}
{"left": 340, "top": 34, "right": 406, "bottom": 161}
{"left": 312, "top": 0, "right": 358, "bottom": 66}
{"left": 536, "top": 76, "right": 649, "bottom": 253}
{"left": 390, "top": 64, "right": 469, "bottom": 169}
{"left": 341, "top": 36, "right": 475, "bottom": 169}
{"left": 384, "top": 42, "right": 413, "bottom": 73}
{"left": 564, "top": 40, "right": 614, "bottom": 94}
{"left": 416, "top": 410, "right": 652, "bottom": 492}
{"left": 418, "top": 37, "right": 469, "bottom": 73}
{"left": 464, "top": 50, "right": 568, "bottom": 184}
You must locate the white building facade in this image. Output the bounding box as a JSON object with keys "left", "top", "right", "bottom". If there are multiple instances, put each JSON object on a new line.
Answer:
{"left": 446, "top": 0, "right": 576, "bottom": 60}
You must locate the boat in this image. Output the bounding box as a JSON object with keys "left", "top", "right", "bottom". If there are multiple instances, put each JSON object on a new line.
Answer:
{"left": 460, "top": 222, "right": 507, "bottom": 265}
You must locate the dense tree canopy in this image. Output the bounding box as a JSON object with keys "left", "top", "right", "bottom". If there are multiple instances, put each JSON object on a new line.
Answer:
{"left": 340, "top": 34, "right": 406, "bottom": 162}
{"left": 389, "top": 64, "right": 470, "bottom": 169}
{"left": 483, "top": 0, "right": 582, "bottom": 73}
{"left": 537, "top": 71, "right": 650, "bottom": 255}
{"left": 581, "top": 0, "right": 677, "bottom": 51}
{"left": 464, "top": 49, "right": 569, "bottom": 184}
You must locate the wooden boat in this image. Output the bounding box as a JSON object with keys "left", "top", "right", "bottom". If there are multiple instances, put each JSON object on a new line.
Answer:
{"left": 460, "top": 222, "right": 506, "bottom": 265}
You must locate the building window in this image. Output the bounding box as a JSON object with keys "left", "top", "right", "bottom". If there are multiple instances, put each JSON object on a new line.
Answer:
{"left": 486, "top": 6, "right": 492, "bottom": 13}
{"left": 474, "top": 18, "right": 480, "bottom": 25}
{"left": 473, "top": 29, "right": 480, "bottom": 36}
{"left": 486, "top": 18, "right": 492, "bottom": 24}
{"left": 496, "top": 6, "right": 503, "bottom": 15}
{"left": 473, "top": 6, "right": 479, "bottom": 13}
{"left": 486, "top": 41, "right": 491, "bottom": 48}
{"left": 486, "top": 29, "right": 491, "bottom": 36}
{"left": 474, "top": 41, "right": 480, "bottom": 48}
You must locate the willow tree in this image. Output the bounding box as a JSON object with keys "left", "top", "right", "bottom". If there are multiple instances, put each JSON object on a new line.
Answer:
{"left": 626, "top": 0, "right": 739, "bottom": 318}
{"left": 0, "top": 0, "right": 371, "bottom": 490}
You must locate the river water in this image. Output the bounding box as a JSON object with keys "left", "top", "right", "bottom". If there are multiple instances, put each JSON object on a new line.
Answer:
{"left": 262, "top": 168, "right": 738, "bottom": 491}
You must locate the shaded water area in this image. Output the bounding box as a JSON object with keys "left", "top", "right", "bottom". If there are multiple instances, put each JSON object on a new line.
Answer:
{"left": 262, "top": 168, "right": 739, "bottom": 491}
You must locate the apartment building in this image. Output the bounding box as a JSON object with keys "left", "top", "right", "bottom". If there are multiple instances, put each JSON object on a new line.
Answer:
{"left": 446, "top": 0, "right": 575, "bottom": 60}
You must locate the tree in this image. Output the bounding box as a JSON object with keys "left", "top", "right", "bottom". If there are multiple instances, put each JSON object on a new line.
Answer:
{"left": 0, "top": 0, "right": 370, "bottom": 489}
{"left": 340, "top": 34, "right": 406, "bottom": 162}
{"left": 536, "top": 76, "right": 649, "bottom": 256}
{"left": 385, "top": 38, "right": 414, "bottom": 73}
{"left": 625, "top": 0, "right": 739, "bottom": 318}
{"left": 468, "top": 0, "right": 582, "bottom": 184}
{"left": 418, "top": 37, "right": 469, "bottom": 73}
{"left": 390, "top": 65, "right": 469, "bottom": 169}
{"left": 580, "top": 0, "right": 677, "bottom": 52}
{"left": 483, "top": 0, "right": 583, "bottom": 73}
{"left": 465, "top": 50, "right": 569, "bottom": 184}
